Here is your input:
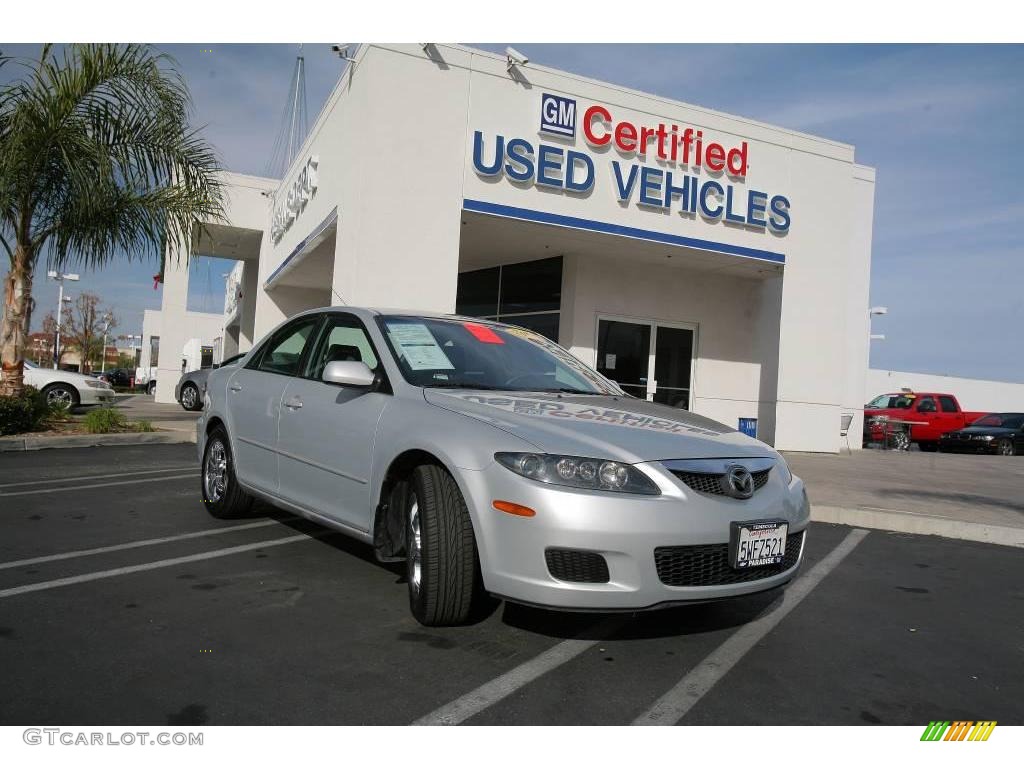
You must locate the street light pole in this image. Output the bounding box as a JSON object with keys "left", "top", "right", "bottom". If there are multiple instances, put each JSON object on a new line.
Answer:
{"left": 47, "top": 271, "right": 80, "bottom": 369}
{"left": 100, "top": 314, "right": 112, "bottom": 373}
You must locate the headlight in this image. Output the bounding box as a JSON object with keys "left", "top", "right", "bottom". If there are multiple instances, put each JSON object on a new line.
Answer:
{"left": 84, "top": 379, "right": 105, "bottom": 388}
{"left": 975, "top": 435, "right": 994, "bottom": 441}
{"left": 494, "top": 452, "right": 660, "bottom": 495}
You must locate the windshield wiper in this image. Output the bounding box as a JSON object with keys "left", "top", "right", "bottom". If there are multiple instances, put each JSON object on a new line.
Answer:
{"left": 533, "top": 387, "right": 606, "bottom": 395}
{"left": 423, "top": 383, "right": 518, "bottom": 391}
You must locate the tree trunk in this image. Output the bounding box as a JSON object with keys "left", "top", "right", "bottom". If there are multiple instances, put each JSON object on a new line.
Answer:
{"left": 0, "top": 245, "right": 34, "bottom": 398}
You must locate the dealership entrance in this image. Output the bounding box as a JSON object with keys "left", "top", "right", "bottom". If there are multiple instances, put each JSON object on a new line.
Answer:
{"left": 595, "top": 317, "right": 696, "bottom": 409}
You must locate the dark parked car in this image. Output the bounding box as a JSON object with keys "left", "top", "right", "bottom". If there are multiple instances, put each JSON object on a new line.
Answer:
{"left": 97, "top": 368, "right": 132, "bottom": 388}
{"left": 939, "top": 413, "right": 1024, "bottom": 456}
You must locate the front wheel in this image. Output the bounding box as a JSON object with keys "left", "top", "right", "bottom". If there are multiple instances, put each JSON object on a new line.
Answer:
{"left": 998, "top": 438, "right": 1015, "bottom": 457}
{"left": 41, "top": 383, "right": 79, "bottom": 408}
{"left": 200, "top": 427, "right": 253, "bottom": 518}
{"left": 889, "top": 430, "right": 910, "bottom": 451}
{"left": 405, "top": 464, "right": 481, "bottom": 626}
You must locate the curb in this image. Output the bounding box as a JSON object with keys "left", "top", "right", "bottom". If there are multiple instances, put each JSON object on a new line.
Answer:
{"left": 812, "top": 505, "right": 1024, "bottom": 549}
{"left": 0, "top": 430, "right": 196, "bottom": 452}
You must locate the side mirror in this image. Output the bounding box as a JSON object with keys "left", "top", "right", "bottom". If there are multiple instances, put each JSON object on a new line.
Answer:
{"left": 322, "top": 360, "right": 376, "bottom": 388}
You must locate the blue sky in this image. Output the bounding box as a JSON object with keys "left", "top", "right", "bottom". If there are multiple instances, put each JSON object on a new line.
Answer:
{"left": 4, "top": 43, "right": 1023, "bottom": 382}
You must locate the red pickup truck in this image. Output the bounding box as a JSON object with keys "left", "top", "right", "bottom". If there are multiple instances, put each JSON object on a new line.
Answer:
{"left": 863, "top": 391, "right": 988, "bottom": 451}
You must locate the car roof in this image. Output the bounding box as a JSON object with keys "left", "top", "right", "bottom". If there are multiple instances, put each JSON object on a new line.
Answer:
{"left": 286, "top": 306, "right": 517, "bottom": 327}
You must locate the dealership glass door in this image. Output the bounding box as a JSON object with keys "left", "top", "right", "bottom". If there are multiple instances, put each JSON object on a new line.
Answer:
{"left": 596, "top": 317, "right": 695, "bottom": 409}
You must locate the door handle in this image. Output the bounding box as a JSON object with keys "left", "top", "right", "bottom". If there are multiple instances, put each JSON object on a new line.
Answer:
{"left": 229, "top": 383, "right": 243, "bottom": 392}
{"left": 284, "top": 396, "right": 303, "bottom": 410}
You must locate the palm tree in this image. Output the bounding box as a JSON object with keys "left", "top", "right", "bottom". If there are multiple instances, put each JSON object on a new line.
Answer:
{"left": 0, "top": 44, "right": 223, "bottom": 397}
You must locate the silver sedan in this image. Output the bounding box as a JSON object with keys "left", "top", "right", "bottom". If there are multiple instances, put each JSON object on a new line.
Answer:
{"left": 198, "top": 308, "right": 809, "bottom": 626}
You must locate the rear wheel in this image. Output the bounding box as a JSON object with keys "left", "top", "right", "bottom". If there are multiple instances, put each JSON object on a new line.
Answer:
{"left": 405, "top": 464, "right": 480, "bottom": 626}
{"left": 180, "top": 383, "right": 201, "bottom": 411}
{"left": 201, "top": 427, "right": 253, "bottom": 518}
{"left": 998, "top": 438, "right": 1015, "bottom": 456}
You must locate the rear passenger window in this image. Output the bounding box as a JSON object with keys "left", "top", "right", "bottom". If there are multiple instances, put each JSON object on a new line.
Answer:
{"left": 256, "top": 318, "right": 319, "bottom": 376}
{"left": 939, "top": 396, "right": 959, "bottom": 413}
{"left": 916, "top": 396, "right": 937, "bottom": 413}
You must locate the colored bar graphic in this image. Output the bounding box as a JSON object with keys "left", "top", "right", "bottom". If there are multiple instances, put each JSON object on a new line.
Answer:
{"left": 920, "top": 720, "right": 996, "bottom": 742}
{"left": 921, "top": 721, "right": 950, "bottom": 741}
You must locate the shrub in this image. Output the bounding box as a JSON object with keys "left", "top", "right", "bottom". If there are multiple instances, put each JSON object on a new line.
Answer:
{"left": 83, "top": 407, "right": 128, "bottom": 434}
{"left": 133, "top": 419, "right": 155, "bottom": 433}
{"left": 0, "top": 386, "right": 50, "bottom": 435}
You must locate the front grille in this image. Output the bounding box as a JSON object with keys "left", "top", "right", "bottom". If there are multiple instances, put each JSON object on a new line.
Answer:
{"left": 671, "top": 468, "right": 771, "bottom": 496}
{"left": 545, "top": 548, "right": 610, "bottom": 583}
{"left": 654, "top": 530, "right": 804, "bottom": 587}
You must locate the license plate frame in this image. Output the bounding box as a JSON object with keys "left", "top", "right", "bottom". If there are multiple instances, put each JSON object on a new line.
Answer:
{"left": 729, "top": 519, "right": 788, "bottom": 569}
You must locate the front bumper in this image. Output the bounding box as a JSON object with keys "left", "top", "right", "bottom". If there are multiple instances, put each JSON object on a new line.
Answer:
{"left": 460, "top": 460, "right": 810, "bottom": 610}
{"left": 80, "top": 387, "right": 116, "bottom": 405}
{"left": 939, "top": 438, "right": 997, "bottom": 454}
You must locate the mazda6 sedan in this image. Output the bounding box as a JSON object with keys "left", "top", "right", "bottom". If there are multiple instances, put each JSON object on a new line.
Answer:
{"left": 197, "top": 307, "right": 809, "bottom": 626}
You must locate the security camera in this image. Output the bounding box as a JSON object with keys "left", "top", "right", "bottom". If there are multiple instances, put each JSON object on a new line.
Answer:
{"left": 331, "top": 44, "right": 356, "bottom": 62}
{"left": 505, "top": 46, "right": 529, "bottom": 71}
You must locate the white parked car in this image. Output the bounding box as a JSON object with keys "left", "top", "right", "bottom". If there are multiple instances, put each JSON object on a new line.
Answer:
{"left": 23, "top": 360, "right": 116, "bottom": 407}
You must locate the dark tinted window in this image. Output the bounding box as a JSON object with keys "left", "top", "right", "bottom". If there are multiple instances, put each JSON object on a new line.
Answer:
{"left": 939, "top": 396, "right": 959, "bottom": 413}
{"left": 504, "top": 312, "right": 559, "bottom": 343}
{"left": 456, "top": 267, "right": 499, "bottom": 317}
{"left": 254, "top": 317, "right": 319, "bottom": 376}
{"left": 499, "top": 256, "right": 562, "bottom": 314}
{"left": 916, "top": 396, "right": 937, "bottom": 413}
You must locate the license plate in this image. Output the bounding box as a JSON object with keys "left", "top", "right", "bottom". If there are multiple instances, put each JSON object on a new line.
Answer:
{"left": 729, "top": 520, "right": 788, "bottom": 569}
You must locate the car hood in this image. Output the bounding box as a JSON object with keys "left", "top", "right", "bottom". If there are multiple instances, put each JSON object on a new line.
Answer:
{"left": 423, "top": 390, "right": 775, "bottom": 463}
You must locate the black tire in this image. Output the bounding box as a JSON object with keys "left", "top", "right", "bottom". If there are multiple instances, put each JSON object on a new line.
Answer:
{"left": 200, "top": 427, "right": 253, "bottom": 519}
{"left": 180, "top": 382, "right": 201, "bottom": 411}
{"left": 41, "top": 383, "right": 79, "bottom": 408}
{"left": 998, "top": 439, "right": 1015, "bottom": 457}
{"left": 405, "top": 464, "right": 480, "bottom": 626}
{"left": 919, "top": 442, "right": 938, "bottom": 453}
{"left": 147, "top": 380, "right": 157, "bottom": 395}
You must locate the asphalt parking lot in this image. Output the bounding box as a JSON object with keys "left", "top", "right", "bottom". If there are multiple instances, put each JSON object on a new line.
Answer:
{"left": 1, "top": 445, "right": 1022, "bottom": 726}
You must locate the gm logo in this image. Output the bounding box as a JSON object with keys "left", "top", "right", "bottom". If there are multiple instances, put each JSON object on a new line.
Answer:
{"left": 540, "top": 93, "right": 576, "bottom": 138}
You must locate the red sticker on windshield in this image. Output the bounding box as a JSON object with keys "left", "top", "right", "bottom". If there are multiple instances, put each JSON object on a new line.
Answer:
{"left": 464, "top": 323, "right": 504, "bottom": 344}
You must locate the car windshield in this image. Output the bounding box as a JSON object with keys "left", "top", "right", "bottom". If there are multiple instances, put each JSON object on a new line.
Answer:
{"left": 866, "top": 394, "right": 915, "bottom": 409}
{"left": 378, "top": 316, "right": 619, "bottom": 394}
{"left": 971, "top": 414, "right": 1024, "bottom": 429}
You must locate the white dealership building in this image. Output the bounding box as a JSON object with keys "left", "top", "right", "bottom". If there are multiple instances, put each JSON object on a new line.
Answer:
{"left": 154, "top": 43, "right": 877, "bottom": 453}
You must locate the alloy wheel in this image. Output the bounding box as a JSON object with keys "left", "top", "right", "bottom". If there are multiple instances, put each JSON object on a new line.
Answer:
{"left": 46, "top": 387, "right": 73, "bottom": 407}
{"left": 181, "top": 385, "right": 197, "bottom": 409}
{"left": 204, "top": 439, "right": 228, "bottom": 502}
{"left": 999, "top": 439, "right": 1014, "bottom": 456}
{"left": 409, "top": 494, "right": 422, "bottom": 596}
{"left": 891, "top": 430, "right": 910, "bottom": 451}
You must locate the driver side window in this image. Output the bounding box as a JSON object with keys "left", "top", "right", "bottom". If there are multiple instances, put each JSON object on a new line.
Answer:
{"left": 252, "top": 317, "right": 320, "bottom": 376}
{"left": 306, "top": 315, "right": 380, "bottom": 381}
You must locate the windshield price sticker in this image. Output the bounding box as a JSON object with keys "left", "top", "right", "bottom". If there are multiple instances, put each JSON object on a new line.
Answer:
{"left": 387, "top": 323, "right": 455, "bottom": 371}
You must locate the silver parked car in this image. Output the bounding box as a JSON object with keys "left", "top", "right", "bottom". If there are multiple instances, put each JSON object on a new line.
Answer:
{"left": 175, "top": 353, "right": 245, "bottom": 411}
{"left": 198, "top": 308, "right": 809, "bottom": 626}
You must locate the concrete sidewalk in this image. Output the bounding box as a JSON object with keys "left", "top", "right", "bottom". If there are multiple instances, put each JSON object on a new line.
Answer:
{"left": 786, "top": 449, "right": 1024, "bottom": 546}
{"left": 110, "top": 394, "right": 199, "bottom": 440}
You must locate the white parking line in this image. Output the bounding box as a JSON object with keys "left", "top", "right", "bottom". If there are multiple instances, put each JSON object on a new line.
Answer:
{"left": 0, "top": 465, "right": 198, "bottom": 489}
{"left": 0, "top": 533, "right": 323, "bottom": 599}
{"left": 0, "top": 519, "right": 293, "bottom": 571}
{"left": 0, "top": 473, "right": 199, "bottom": 497}
{"left": 632, "top": 528, "right": 869, "bottom": 726}
{"left": 412, "top": 618, "right": 622, "bottom": 726}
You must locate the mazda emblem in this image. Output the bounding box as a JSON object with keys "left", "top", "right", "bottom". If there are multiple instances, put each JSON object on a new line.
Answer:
{"left": 723, "top": 464, "right": 754, "bottom": 499}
